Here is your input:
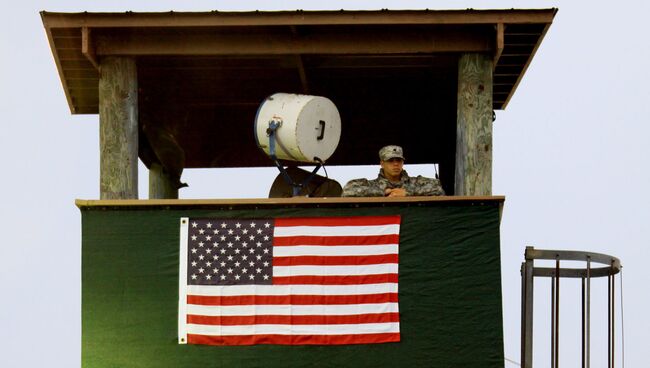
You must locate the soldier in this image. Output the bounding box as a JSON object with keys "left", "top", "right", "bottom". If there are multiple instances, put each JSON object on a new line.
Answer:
{"left": 341, "top": 145, "right": 445, "bottom": 197}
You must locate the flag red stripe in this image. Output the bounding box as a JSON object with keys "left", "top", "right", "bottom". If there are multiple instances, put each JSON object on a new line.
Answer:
{"left": 273, "top": 273, "right": 398, "bottom": 285}
{"left": 275, "top": 216, "right": 401, "bottom": 227}
{"left": 187, "top": 312, "right": 400, "bottom": 326}
{"left": 273, "top": 254, "right": 398, "bottom": 266}
{"left": 187, "top": 332, "right": 401, "bottom": 346}
{"left": 273, "top": 234, "right": 399, "bottom": 246}
{"left": 187, "top": 293, "right": 398, "bottom": 306}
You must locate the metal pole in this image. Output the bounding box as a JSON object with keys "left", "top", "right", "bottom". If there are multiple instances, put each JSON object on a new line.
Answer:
{"left": 611, "top": 267, "right": 616, "bottom": 368}
{"left": 555, "top": 258, "right": 560, "bottom": 368}
{"left": 581, "top": 277, "right": 585, "bottom": 368}
{"left": 521, "top": 263, "right": 526, "bottom": 368}
{"left": 608, "top": 273, "right": 611, "bottom": 368}
{"left": 620, "top": 268, "right": 624, "bottom": 368}
{"left": 551, "top": 275, "right": 555, "bottom": 368}
{"left": 586, "top": 258, "right": 591, "bottom": 368}
{"left": 524, "top": 256, "right": 534, "bottom": 368}
{"left": 618, "top": 267, "right": 625, "bottom": 368}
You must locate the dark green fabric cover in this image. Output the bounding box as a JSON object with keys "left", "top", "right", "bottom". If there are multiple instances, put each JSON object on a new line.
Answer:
{"left": 81, "top": 202, "right": 503, "bottom": 367}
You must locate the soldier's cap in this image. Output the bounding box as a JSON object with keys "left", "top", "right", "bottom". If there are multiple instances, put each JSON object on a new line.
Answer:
{"left": 379, "top": 145, "right": 405, "bottom": 161}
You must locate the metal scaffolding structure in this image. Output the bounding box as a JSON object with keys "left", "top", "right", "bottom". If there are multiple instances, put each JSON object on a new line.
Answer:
{"left": 521, "top": 247, "right": 622, "bottom": 368}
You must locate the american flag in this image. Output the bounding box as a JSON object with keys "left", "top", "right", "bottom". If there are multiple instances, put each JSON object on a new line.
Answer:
{"left": 178, "top": 215, "right": 401, "bottom": 346}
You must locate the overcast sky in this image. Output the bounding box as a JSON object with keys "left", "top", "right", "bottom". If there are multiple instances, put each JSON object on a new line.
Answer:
{"left": 1, "top": 1, "right": 649, "bottom": 367}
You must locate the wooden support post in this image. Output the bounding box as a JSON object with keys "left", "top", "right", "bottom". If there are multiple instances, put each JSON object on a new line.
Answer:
{"left": 455, "top": 53, "right": 493, "bottom": 195}
{"left": 81, "top": 27, "right": 99, "bottom": 71}
{"left": 99, "top": 56, "right": 138, "bottom": 199}
{"left": 149, "top": 162, "right": 179, "bottom": 199}
{"left": 494, "top": 23, "right": 504, "bottom": 68}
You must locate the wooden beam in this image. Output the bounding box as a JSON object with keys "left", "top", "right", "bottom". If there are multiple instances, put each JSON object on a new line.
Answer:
{"left": 455, "top": 53, "right": 493, "bottom": 196}
{"left": 81, "top": 27, "right": 100, "bottom": 71}
{"left": 94, "top": 29, "right": 492, "bottom": 56}
{"left": 41, "top": 9, "right": 557, "bottom": 28}
{"left": 75, "top": 195, "right": 506, "bottom": 208}
{"left": 493, "top": 23, "right": 504, "bottom": 68}
{"left": 99, "top": 56, "right": 138, "bottom": 199}
{"left": 41, "top": 14, "right": 76, "bottom": 113}
{"left": 149, "top": 162, "right": 179, "bottom": 199}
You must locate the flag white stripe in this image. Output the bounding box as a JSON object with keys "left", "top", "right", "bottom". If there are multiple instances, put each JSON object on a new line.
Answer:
{"left": 178, "top": 218, "right": 190, "bottom": 344}
{"left": 186, "top": 302, "right": 399, "bottom": 316}
{"left": 273, "top": 244, "right": 398, "bottom": 256}
{"left": 273, "top": 263, "right": 398, "bottom": 277}
{"left": 186, "top": 283, "right": 398, "bottom": 297}
{"left": 273, "top": 224, "right": 400, "bottom": 237}
{"left": 186, "top": 322, "right": 400, "bottom": 336}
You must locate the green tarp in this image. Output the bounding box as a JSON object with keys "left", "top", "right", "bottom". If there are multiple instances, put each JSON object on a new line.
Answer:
{"left": 81, "top": 200, "right": 503, "bottom": 367}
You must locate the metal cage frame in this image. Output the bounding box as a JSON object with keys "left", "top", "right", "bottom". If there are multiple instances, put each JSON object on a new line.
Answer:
{"left": 521, "top": 246, "right": 622, "bottom": 368}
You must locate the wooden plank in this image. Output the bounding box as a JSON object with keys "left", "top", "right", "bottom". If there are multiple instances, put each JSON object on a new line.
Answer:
{"left": 60, "top": 68, "right": 101, "bottom": 78}
{"left": 455, "top": 53, "right": 493, "bottom": 196}
{"left": 53, "top": 36, "right": 82, "bottom": 49}
{"left": 305, "top": 54, "right": 456, "bottom": 69}
{"left": 82, "top": 27, "right": 100, "bottom": 71}
{"left": 41, "top": 12, "right": 76, "bottom": 114}
{"left": 500, "top": 23, "right": 547, "bottom": 34}
{"left": 494, "top": 75, "right": 519, "bottom": 84}
{"left": 494, "top": 65, "right": 524, "bottom": 74}
{"left": 99, "top": 56, "right": 138, "bottom": 199}
{"left": 75, "top": 106, "right": 100, "bottom": 114}
{"left": 500, "top": 22, "right": 553, "bottom": 109}
{"left": 493, "top": 23, "right": 504, "bottom": 68}
{"left": 139, "top": 57, "right": 298, "bottom": 71}
{"left": 59, "top": 59, "right": 96, "bottom": 70}
{"left": 75, "top": 195, "right": 505, "bottom": 208}
{"left": 50, "top": 27, "right": 82, "bottom": 38}
{"left": 55, "top": 49, "right": 87, "bottom": 61}
{"left": 41, "top": 9, "right": 557, "bottom": 28}
{"left": 95, "top": 28, "right": 492, "bottom": 56}
{"left": 504, "top": 34, "right": 543, "bottom": 45}
{"left": 66, "top": 79, "right": 99, "bottom": 88}
{"left": 501, "top": 45, "right": 536, "bottom": 53}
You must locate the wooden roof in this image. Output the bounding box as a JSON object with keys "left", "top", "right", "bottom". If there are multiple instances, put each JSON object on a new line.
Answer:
{"left": 41, "top": 9, "right": 556, "bottom": 170}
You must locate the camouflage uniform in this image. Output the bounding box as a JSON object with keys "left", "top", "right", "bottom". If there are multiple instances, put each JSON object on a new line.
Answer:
{"left": 341, "top": 169, "right": 445, "bottom": 197}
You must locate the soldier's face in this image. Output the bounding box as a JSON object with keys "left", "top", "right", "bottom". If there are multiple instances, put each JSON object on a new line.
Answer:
{"left": 380, "top": 158, "right": 404, "bottom": 179}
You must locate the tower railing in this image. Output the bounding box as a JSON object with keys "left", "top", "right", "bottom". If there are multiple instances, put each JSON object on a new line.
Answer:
{"left": 521, "top": 247, "right": 622, "bottom": 368}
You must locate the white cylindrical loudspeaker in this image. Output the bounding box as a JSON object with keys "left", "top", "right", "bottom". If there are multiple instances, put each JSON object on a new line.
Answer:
{"left": 255, "top": 93, "right": 341, "bottom": 163}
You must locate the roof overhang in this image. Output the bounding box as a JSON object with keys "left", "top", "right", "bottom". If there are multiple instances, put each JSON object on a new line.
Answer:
{"left": 42, "top": 9, "right": 556, "bottom": 115}
{"left": 42, "top": 9, "right": 556, "bottom": 175}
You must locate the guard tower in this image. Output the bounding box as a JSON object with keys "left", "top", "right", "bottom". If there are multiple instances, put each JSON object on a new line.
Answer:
{"left": 43, "top": 9, "right": 556, "bottom": 367}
